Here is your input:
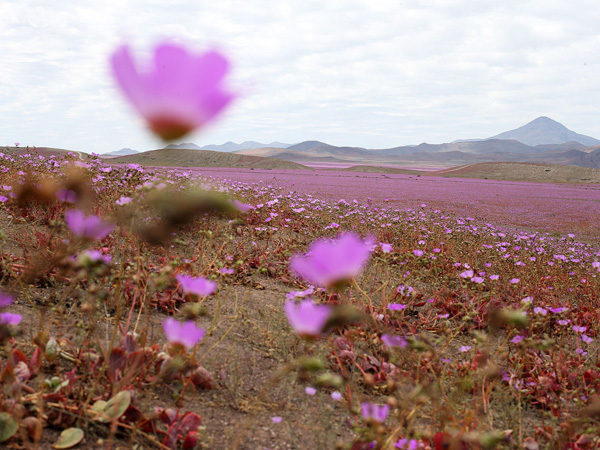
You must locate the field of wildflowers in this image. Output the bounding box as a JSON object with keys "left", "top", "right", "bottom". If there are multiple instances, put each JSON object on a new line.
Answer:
{"left": 0, "top": 149, "right": 599, "bottom": 449}
{"left": 1, "top": 41, "right": 600, "bottom": 450}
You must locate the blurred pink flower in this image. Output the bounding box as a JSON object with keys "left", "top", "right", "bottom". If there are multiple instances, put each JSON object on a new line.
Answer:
{"left": 331, "top": 391, "right": 342, "bottom": 401}
{"left": 110, "top": 42, "right": 234, "bottom": 141}
{"left": 176, "top": 274, "right": 216, "bottom": 297}
{"left": 116, "top": 196, "right": 132, "bottom": 205}
{"left": 361, "top": 402, "right": 389, "bottom": 423}
{"left": 0, "top": 312, "right": 22, "bottom": 326}
{"left": 289, "top": 232, "right": 374, "bottom": 287}
{"left": 284, "top": 299, "right": 331, "bottom": 337}
{"left": 65, "top": 210, "right": 114, "bottom": 240}
{"left": 56, "top": 188, "right": 78, "bottom": 203}
{"left": 381, "top": 334, "right": 407, "bottom": 348}
{"left": 0, "top": 292, "right": 12, "bottom": 308}
{"left": 162, "top": 318, "right": 205, "bottom": 349}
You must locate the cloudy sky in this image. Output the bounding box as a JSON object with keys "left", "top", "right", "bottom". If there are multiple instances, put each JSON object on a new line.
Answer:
{"left": 2, "top": 0, "right": 600, "bottom": 153}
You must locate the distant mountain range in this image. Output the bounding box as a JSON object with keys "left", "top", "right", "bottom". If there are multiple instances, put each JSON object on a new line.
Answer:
{"left": 108, "top": 117, "right": 600, "bottom": 169}
{"left": 106, "top": 147, "right": 139, "bottom": 156}
{"left": 164, "top": 141, "right": 292, "bottom": 152}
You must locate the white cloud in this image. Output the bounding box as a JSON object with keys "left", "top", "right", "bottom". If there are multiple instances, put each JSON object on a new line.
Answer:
{"left": 1, "top": 0, "right": 599, "bottom": 152}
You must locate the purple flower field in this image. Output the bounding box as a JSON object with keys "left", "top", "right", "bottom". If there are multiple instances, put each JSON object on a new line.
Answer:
{"left": 174, "top": 166, "right": 600, "bottom": 240}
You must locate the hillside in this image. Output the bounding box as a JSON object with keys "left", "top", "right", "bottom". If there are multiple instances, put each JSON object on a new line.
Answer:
{"left": 106, "top": 148, "right": 311, "bottom": 169}
{"left": 429, "top": 162, "right": 600, "bottom": 183}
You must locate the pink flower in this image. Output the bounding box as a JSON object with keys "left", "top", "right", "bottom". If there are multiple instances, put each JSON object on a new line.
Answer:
{"left": 289, "top": 233, "right": 374, "bottom": 288}
{"left": 388, "top": 303, "right": 407, "bottom": 311}
{"left": 305, "top": 387, "right": 317, "bottom": 395}
{"left": 116, "top": 196, "right": 132, "bottom": 205}
{"left": 110, "top": 42, "right": 234, "bottom": 141}
{"left": 176, "top": 274, "right": 216, "bottom": 297}
{"left": 162, "top": 318, "right": 205, "bottom": 349}
{"left": 56, "top": 188, "right": 78, "bottom": 203}
{"left": 0, "top": 292, "right": 12, "bottom": 308}
{"left": 361, "top": 402, "right": 389, "bottom": 423}
{"left": 0, "top": 312, "right": 22, "bottom": 326}
{"left": 380, "top": 243, "right": 393, "bottom": 253}
{"left": 284, "top": 299, "right": 331, "bottom": 337}
{"left": 460, "top": 270, "right": 474, "bottom": 279}
{"left": 65, "top": 210, "right": 114, "bottom": 240}
{"left": 413, "top": 249, "right": 424, "bottom": 257}
{"left": 381, "top": 334, "right": 407, "bottom": 348}
{"left": 331, "top": 391, "right": 342, "bottom": 401}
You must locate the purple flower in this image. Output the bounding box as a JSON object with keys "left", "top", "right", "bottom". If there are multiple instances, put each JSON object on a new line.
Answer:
{"left": 83, "top": 250, "right": 111, "bottom": 264}
{"left": 395, "top": 439, "right": 418, "bottom": 450}
{"left": 115, "top": 196, "right": 132, "bottom": 205}
{"left": 534, "top": 307, "right": 548, "bottom": 315}
{"left": 56, "top": 188, "right": 78, "bottom": 203}
{"left": 510, "top": 278, "right": 520, "bottom": 284}
{"left": 548, "top": 307, "right": 567, "bottom": 314}
{"left": 573, "top": 325, "right": 587, "bottom": 333}
{"left": 381, "top": 334, "right": 407, "bottom": 348}
{"left": 331, "top": 391, "right": 342, "bottom": 401}
{"left": 65, "top": 210, "right": 114, "bottom": 240}
{"left": 231, "top": 199, "right": 254, "bottom": 212}
{"left": 361, "top": 402, "right": 389, "bottom": 423}
{"left": 284, "top": 299, "right": 331, "bottom": 337}
{"left": 388, "top": 303, "right": 407, "bottom": 311}
{"left": 219, "top": 267, "right": 234, "bottom": 275}
{"left": 581, "top": 334, "right": 594, "bottom": 344}
{"left": 458, "top": 346, "right": 471, "bottom": 352}
{"left": 460, "top": 270, "right": 474, "bottom": 279}
{"left": 305, "top": 386, "right": 317, "bottom": 395}
{"left": 176, "top": 274, "right": 217, "bottom": 297}
{"left": 412, "top": 249, "right": 424, "bottom": 257}
{"left": 162, "top": 318, "right": 205, "bottom": 349}
{"left": 110, "top": 42, "right": 234, "bottom": 141}
{"left": 289, "top": 233, "right": 374, "bottom": 288}
{"left": 271, "top": 416, "right": 282, "bottom": 423}
{"left": 0, "top": 292, "right": 12, "bottom": 308}
{"left": 0, "top": 312, "right": 22, "bottom": 326}
{"left": 510, "top": 335, "right": 524, "bottom": 344}
{"left": 380, "top": 243, "right": 393, "bottom": 253}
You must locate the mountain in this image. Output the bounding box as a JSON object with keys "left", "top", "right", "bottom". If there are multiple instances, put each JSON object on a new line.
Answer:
{"left": 164, "top": 143, "right": 202, "bottom": 150}
{"left": 372, "top": 139, "right": 538, "bottom": 156}
{"left": 162, "top": 141, "right": 291, "bottom": 152}
{"left": 486, "top": 116, "right": 600, "bottom": 146}
{"left": 197, "top": 141, "right": 291, "bottom": 152}
{"left": 107, "top": 148, "right": 139, "bottom": 156}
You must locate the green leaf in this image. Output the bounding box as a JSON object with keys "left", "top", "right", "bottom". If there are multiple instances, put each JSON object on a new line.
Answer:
{"left": 52, "top": 427, "right": 84, "bottom": 449}
{"left": 103, "top": 390, "right": 131, "bottom": 421}
{"left": 0, "top": 412, "right": 18, "bottom": 442}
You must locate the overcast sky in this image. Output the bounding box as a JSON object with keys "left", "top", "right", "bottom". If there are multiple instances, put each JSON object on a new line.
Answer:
{"left": 2, "top": 0, "right": 600, "bottom": 153}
